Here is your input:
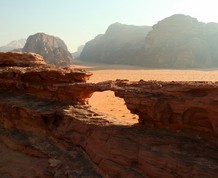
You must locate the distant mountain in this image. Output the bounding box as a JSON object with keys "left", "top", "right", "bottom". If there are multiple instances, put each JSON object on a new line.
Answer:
{"left": 80, "top": 15, "right": 218, "bottom": 68}
{"left": 72, "top": 45, "right": 84, "bottom": 58}
{"left": 140, "top": 14, "right": 218, "bottom": 68}
{"left": 80, "top": 23, "right": 152, "bottom": 64}
{"left": 11, "top": 48, "right": 23, "bottom": 52}
{"left": 22, "top": 33, "right": 72, "bottom": 66}
{"left": 0, "top": 39, "right": 26, "bottom": 52}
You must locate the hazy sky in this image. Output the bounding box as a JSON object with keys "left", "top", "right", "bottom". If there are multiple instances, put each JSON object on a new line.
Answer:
{"left": 0, "top": 0, "right": 217, "bottom": 52}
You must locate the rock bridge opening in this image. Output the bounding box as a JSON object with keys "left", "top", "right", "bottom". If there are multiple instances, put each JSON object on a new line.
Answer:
{"left": 88, "top": 90, "right": 138, "bottom": 125}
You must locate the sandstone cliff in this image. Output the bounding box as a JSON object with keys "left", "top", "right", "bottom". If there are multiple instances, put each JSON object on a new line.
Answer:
{"left": 0, "top": 52, "right": 217, "bottom": 177}
{"left": 80, "top": 14, "right": 218, "bottom": 68}
{"left": 80, "top": 23, "right": 152, "bottom": 64}
{"left": 23, "top": 33, "right": 73, "bottom": 66}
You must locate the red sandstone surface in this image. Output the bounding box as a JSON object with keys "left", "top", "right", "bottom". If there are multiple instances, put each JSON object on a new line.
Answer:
{"left": 0, "top": 52, "right": 217, "bottom": 178}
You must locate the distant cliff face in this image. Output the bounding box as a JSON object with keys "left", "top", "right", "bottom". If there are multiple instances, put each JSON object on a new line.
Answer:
{"left": 142, "top": 14, "right": 218, "bottom": 68}
{"left": 0, "top": 39, "right": 26, "bottom": 52}
{"left": 23, "top": 33, "right": 72, "bottom": 66}
{"left": 80, "top": 23, "right": 152, "bottom": 64}
{"left": 80, "top": 15, "right": 218, "bottom": 68}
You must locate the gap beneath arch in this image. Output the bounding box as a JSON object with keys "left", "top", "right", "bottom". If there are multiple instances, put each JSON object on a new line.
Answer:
{"left": 89, "top": 91, "right": 138, "bottom": 125}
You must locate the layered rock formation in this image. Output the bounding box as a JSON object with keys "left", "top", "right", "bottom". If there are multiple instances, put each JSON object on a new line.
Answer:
{"left": 23, "top": 33, "right": 73, "bottom": 66}
{"left": 80, "top": 14, "right": 218, "bottom": 68}
{"left": 67, "top": 80, "right": 218, "bottom": 136}
{"left": 0, "top": 52, "right": 92, "bottom": 104}
{"left": 80, "top": 23, "right": 152, "bottom": 64}
{"left": 0, "top": 52, "right": 218, "bottom": 177}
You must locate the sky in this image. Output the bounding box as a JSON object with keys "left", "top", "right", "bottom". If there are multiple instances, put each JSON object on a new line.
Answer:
{"left": 0, "top": 0, "right": 218, "bottom": 52}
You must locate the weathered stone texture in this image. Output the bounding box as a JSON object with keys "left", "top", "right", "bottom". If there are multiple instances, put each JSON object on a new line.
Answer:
{"left": 68, "top": 79, "right": 218, "bottom": 136}
{"left": 0, "top": 52, "right": 217, "bottom": 177}
{"left": 113, "top": 80, "right": 218, "bottom": 136}
{"left": 0, "top": 52, "right": 92, "bottom": 104}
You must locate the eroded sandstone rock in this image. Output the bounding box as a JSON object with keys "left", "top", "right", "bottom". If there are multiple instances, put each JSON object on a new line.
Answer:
{"left": 63, "top": 79, "right": 218, "bottom": 136}
{"left": 0, "top": 52, "right": 92, "bottom": 104}
{"left": 0, "top": 52, "right": 217, "bottom": 177}
{"left": 113, "top": 80, "right": 218, "bottom": 136}
{"left": 0, "top": 92, "right": 217, "bottom": 178}
{"left": 0, "top": 52, "right": 46, "bottom": 66}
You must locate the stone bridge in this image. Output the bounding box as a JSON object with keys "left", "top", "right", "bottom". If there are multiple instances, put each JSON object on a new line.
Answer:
{"left": 0, "top": 52, "right": 218, "bottom": 136}
{"left": 0, "top": 52, "right": 217, "bottom": 177}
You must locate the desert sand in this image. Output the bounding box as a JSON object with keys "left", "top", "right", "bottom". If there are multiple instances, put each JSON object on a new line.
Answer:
{"left": 74, "top": 62, "right": 218, "bottom": 125}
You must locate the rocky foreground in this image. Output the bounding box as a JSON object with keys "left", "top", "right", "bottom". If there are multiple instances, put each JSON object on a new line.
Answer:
{"left": 0, "top": 52, "right": 217, "bottom": 177}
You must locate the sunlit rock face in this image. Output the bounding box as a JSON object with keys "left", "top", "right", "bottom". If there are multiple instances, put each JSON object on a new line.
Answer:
{"left": 0, "top": 52, "right": 217, "bottom": 178}
{"left": 0, "top": 52, "right": 92, "bottom": 104}
{"left": 23, "top": 33, "right": 73, "bottom": 66}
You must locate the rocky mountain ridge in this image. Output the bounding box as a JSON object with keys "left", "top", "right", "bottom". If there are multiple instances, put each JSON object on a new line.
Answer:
{"left": 80, "top": 14, "right": 218, "bottom": 68}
